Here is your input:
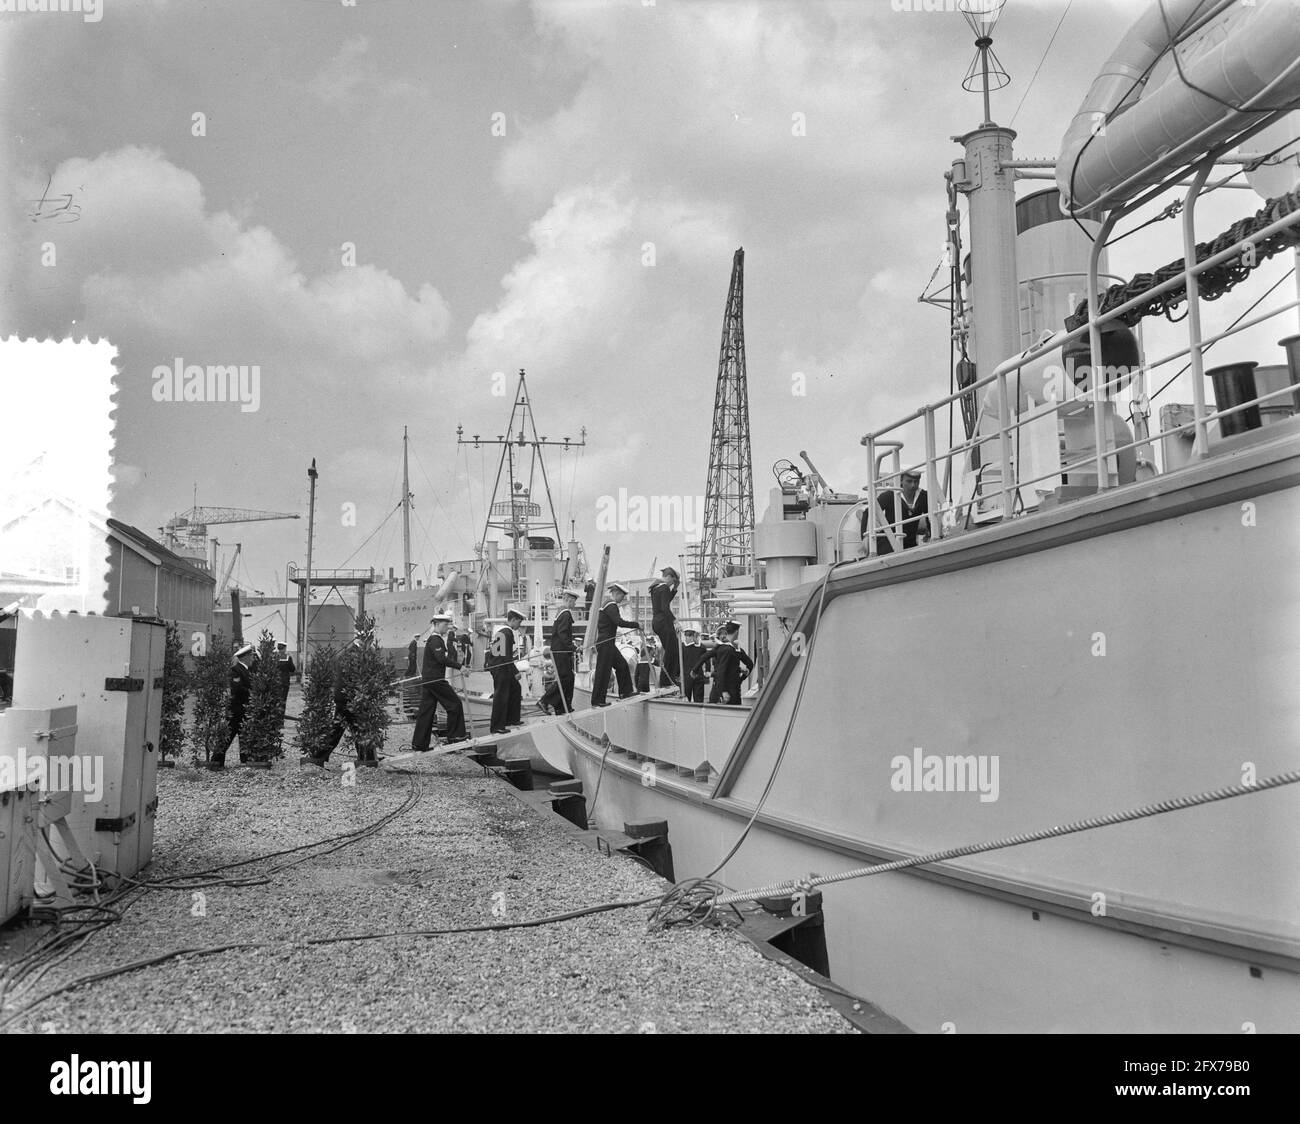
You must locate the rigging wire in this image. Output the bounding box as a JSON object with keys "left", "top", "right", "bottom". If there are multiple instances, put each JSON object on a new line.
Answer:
{"left": 1008, "top": 0, "right": 1073, "bottom": 127}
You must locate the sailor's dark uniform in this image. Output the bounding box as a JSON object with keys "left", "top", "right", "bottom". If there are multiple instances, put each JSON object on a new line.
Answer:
{"left": 487, "top": 624, "right": 522, "bottom": 732}
{"left": 650, "top": 578, "right": 680, "bottom": 687}
{"left": 538, "top": 607, "right": 576, "bottom": 713}
{"left": 590, "top": 600, "right": 638, "bottom": 706}
{"left": 680, "top": 641, "right": 707, "bottom": 703}
{"left": 412, "top": 632, "right": 465, "bottom": 749}
{"left": 699, "top": 640, "right": 753, "bottom": 705}
{"left": 217, "top": 659, "right": 252, "bottom": 764}
{"left": 861, "top": 489, "right": 929, "bottom": 555}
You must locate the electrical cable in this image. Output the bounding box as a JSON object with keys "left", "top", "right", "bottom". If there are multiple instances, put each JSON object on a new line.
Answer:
{"left": 0, "top": 893, "right": 662, "bottom": 1030}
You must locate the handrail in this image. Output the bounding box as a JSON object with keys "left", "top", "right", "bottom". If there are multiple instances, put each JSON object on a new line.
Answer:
{"left": 860, "top": 168, "right": 1300, "bottom": 544}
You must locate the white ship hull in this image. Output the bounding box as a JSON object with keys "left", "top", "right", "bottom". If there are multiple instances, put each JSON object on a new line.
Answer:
{"left": 527, "top": 424, "right": 1300, "bottom": 1031}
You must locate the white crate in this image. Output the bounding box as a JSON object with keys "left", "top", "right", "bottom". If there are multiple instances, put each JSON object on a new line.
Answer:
{"left": 12, "top": 613, "right": 164, "bottom": 880}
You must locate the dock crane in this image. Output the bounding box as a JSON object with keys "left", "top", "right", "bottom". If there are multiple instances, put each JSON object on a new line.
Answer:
{"left": 159, "top": 504, "right": 300, "bottom": 571}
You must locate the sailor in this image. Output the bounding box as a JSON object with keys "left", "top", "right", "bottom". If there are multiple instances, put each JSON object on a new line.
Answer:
{"left": 211, "top": 642, "right": 255, "bottom": 770}
{"left": 454, "top": 630, "right": 473, "bottom": 669}
{"left": 860, "top": 469, "right": 930, "bottom": 556}
{"left": 634, "top": 634, "right": 654, "bottom": 694}
{"left": 411, "top": 614, "right": 466, "bottom": 750}
{"left": 650, "top": 566, "right": 681, "bottom": 688}
{"left": 538, "top": 588, "right": 580, "bottom": 715}
{"left": 679, "top": 627, "right": 707, "bottom": 703}
{"left": 487, "top": 609, "right": 524, "bottom": 734}
{"left": 590, "top": 582, "right": 640, "bottom": 707}
{"left": 302, "top": 636, "right": 379, "bottom": 768}
{"left": 698, "top": 620, "right": 754, "bottom": 705}
{"left": 406, "top": 634, "right": 420, "bottom": 677}
{"left": 275, "top": 643, "right": 295, "bottom": 706}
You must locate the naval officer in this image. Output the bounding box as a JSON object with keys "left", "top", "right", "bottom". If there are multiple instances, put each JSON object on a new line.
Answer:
{"left": 487, "top": 609, "right": 524, "bottom": 734}
{"left": 698, "top": 620, "right": 754, "bottom": 705}
{"left": 538, "top": 587, "right": 580, "bottom": 715}
{"left": 411, "top": 613, "right": 466, "bottom": 750}
{"left": 590, "top": 582, "right": 641, "bottom": 707}
{"left": 211, "top": 642, "right": 255, "bottom": 770}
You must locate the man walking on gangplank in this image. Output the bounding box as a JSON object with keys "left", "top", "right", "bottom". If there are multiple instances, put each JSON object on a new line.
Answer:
{"left": 649, "top": 566, "right": 681, "bottom": 688}
{"left": 411, "top": 614, "right": 466, "bottom": 751}
{"left": 590, "top": 582, "right": 641, "bottom": 708}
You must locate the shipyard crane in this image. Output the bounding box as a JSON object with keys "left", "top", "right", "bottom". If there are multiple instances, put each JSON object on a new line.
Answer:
{"left": 160, "top": 504, "right": 300, "bottom": 570}
{"left": 695, "top": 247, "right": 756, "bottom": 632}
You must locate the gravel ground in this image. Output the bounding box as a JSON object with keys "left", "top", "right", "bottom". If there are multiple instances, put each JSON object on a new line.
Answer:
{"left": 0, "top": 713, "right": 853, "bottom": 1034}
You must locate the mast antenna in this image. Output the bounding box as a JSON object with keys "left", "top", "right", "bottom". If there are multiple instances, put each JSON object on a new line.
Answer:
{"left": 960, "top": 0, "right": 1010, "bottom": 128}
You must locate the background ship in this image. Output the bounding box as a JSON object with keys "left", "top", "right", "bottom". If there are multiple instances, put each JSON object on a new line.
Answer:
{"left": 521, "top": 0, "right": 1300, "bottom": 1031}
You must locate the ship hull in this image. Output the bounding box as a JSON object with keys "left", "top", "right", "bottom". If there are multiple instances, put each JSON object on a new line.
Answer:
{"left": 530, "top": 425, "right": 1300, "bottom": 1031}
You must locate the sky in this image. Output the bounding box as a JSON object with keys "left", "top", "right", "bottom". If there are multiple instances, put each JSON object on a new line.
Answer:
{"left": 2, "top": 0, "right": 1296, "bottom": 596}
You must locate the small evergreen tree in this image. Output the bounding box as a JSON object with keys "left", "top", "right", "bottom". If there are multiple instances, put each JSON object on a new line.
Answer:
{"left": 239, "top": 630, "right": 284, "bottom": 763}
{"left": 337, "top": 614, "right": 391, "bottom": 760}
{"left": 295, "top": 643, "right": 338, "bottom": 760}
{"left": 158, "top": 622, "right": 188, "bottom": 765}
{"left": 189, "top": 631, "right": 233, "bottom": 765}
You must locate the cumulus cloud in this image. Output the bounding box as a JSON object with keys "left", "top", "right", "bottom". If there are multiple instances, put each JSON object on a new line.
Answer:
{"left": 11, "top": 146, "right": 450, "bottom": 374}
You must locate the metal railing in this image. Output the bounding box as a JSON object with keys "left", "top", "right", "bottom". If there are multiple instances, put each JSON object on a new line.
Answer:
{"left": 859, "top": 157, "right": 1300, "bottom": 558}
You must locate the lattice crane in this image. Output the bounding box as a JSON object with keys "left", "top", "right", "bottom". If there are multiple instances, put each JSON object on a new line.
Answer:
{"left": 696, "top": 247, "right": 756, "bottom": 631}
{"left": 160, "top": 504, "right": 300, "bottom": 569}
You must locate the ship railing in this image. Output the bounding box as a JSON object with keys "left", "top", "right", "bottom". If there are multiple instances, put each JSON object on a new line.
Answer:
{"left": 859, "top": 163, "right": 1300, "bottom": 557}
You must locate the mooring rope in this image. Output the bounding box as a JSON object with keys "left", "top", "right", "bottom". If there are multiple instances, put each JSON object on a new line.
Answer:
{"left": 706, "top": 768, "right": 1300, "bottom": 909}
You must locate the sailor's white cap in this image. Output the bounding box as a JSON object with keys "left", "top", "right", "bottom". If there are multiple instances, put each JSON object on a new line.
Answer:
{"left": 607, "top": 582, "right": 629, "bottom": 595}
{"left": 234, "top": 643, "right": 254, "bottom": 657}
{"left": 431, "top": 613, "right": 452, "bottom": 623}
{"left": 562, "top": 587, "right": 582, "bottom": 598}
{"left": 723, "top": 619, "right": 741, "bottom": 632}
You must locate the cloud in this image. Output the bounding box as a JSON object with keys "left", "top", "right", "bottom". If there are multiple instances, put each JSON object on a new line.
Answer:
{"left": 301, "top": 35, "right": 429, "bottom": 107}
{"left": 11, "top": 146, "right": 450, "bottom": 374}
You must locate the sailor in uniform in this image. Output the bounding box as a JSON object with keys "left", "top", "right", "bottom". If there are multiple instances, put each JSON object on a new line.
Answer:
{"left": 649, "top": 566, "right": 681, "bottom": 688}
{"left": 698, "top": 620, "right": 754, "bottom": 705}
{"left": 487, "top": 609, "right": 524, "bottom": 734}
{"left": 275, "top": 642, "right": 295, "bottom": 715}
{"left": 411, "top": 613, "right": 466, "bottom": 750}
{"left": 539, "top": 587, "right": 580, "bottom": 715}
{"left": 590, "top": 582, "right": 640, "bottom": 707}
{"left": 679, "top": 627, "right": 707, "bottom": 703}
{"left": 211, "top": 642, "right": 255, "bottom": 769}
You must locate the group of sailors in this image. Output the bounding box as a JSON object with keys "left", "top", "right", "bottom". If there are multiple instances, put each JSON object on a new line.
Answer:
{"left": 396, "top": 565, "right": 757, "bottom": 752}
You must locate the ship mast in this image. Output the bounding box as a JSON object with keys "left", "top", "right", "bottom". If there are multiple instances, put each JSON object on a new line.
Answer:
{"left": 456, "top": 370, "right": 585, "bottom": 602}
{"left": 401, "top": 426, "right": 413, "bottom": 589}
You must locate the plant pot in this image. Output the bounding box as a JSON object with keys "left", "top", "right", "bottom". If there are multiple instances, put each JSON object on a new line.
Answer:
{"left": 157, "top": 760, "right": 176, "bottom": 769}
{"left": 247, "top": 760, "right": 273, "bottom": 770}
